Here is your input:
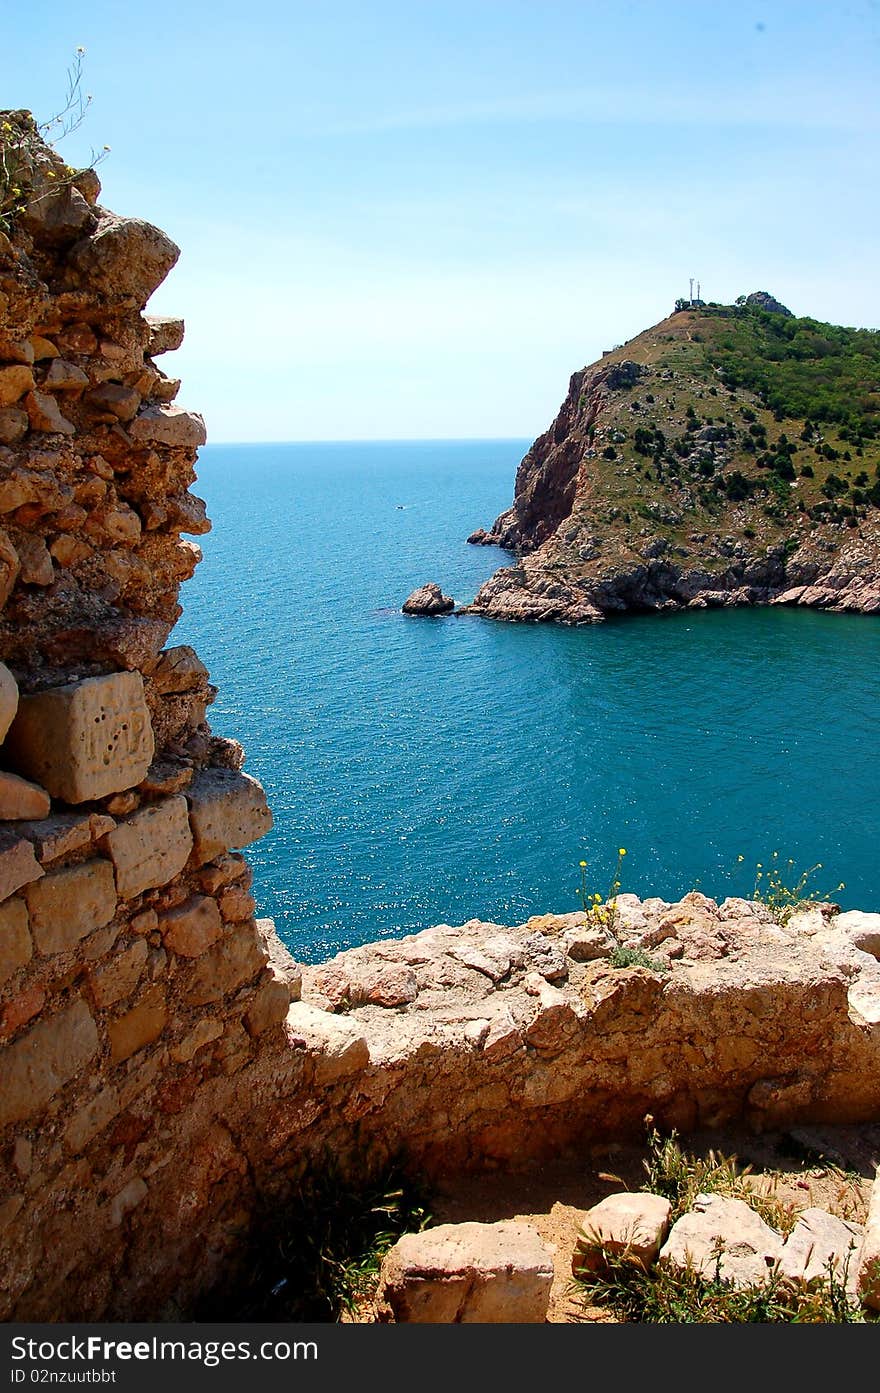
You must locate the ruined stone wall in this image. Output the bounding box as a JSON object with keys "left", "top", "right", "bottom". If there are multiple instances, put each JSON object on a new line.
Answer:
{"left": 0, "top": 114, "right": 292, "bottom": 1320}
{"left": 2, "top": 116, "right": 880, "bottom": 1324}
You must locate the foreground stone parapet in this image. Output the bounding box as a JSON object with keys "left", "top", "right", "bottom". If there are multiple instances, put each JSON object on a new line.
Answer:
{"left": 6, "top": 672, "right": 154, "bottom": 803}
{"left": 0, "top": 830, "right": 43, "bottom": 903}
{"left": 186, "top": 768, "right": 273, "bottom": 864}
{"left": 573, "top": 1192, "right": 672, "bottom": 1274}
{"left": 377, "top": 1221, "right": 554, "bottom": 1322}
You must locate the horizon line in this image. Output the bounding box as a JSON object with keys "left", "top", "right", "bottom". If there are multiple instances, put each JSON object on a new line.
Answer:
{"left": 200, "top": 435, "right": 534, "bottom": 447}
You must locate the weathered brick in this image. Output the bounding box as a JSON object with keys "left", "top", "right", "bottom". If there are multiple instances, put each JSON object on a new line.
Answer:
{"left": 5, "top": 672, "right": 155, "bottom": 804}
{"left": 184, "top": 923, "right": 268, "bottom": 1006}
{"left": 64, "top": 1085, "right": 121, "bottom": 1153}
{"left": 186, "top": 768, "right": 272, "bottom": 865}
{"left": 25, "top": 859, "right": 117, "bottom": 956}
{"left": 0, "top": 897, "right": 31, "bottom": 985}
{"left": 170, "top": 1016, "right": 223, "bottom": 1063}
{"left": 243, "top": 979, "right": 291, "bottom": 1037}
{"left": 103, "top": 795, "right": 192, "bottom": 898}
{"left": 0, "top": 998, "right": 99, "bottom": 1126}
{"left": 219, "top": 887, "right": 256, "bottom": 923}
{"left": 107, "top": 985, "right": 167, "bottom": 1064}
{"left": 160, "top": 894, "right": 222, "bottom": 958}
{"left": 87, "top": 939, "right": 147, "bottom": 1008}
{"left": 0, "top": 984, "right": 45, "bottom": 1040}
{"left": 0, "top": 661, "right": 18, "bottom": 741}
{"left": 0, "top": 831, "right": 43, "bottom": 904}
{"left": 16, "top": 813, "right": 94, "bottom": 865}
{"left": 0, "top": 771, "right": 50, "bottom": 821}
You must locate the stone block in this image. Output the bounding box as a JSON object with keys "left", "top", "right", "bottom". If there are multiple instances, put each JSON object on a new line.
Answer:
{"left": 66, "top": 212, "right": 180, "bottom": 305}
{"left": 24, "top": 390, "right": 75, "bottom": 435}
{"left": 25, "top": 859, "right": 117, "bottom": 956}
{"left": 0, "top": 897, "right": 31, "bottom": 985}
{"left": 186, "top": 768, "right": 273, "bottom": 865}
{"left": 0, "top": 661, "right": 18, "bottom": 740}
{"left": 256, "top": 917, "right": 302, "bottom": 998}
{"left": 243, "top": 979, "right": 291, "bottom": 1037}
{"left": 836, "top": 911, "right": 880, "bottom": 961}
{"left": 130, "top": 404, "right": 206, "bottom": 448}
{"left": 573, "top": 1192, "right": 672, "bottom": 1274}
{"left": 145, "top": 316, "right": 184, "bottom": 355}
{"left": 15, "top": 813, "right": 97, "bottom": 864}
{"left": 146, "top": 645, "right": 208, "bottom": 694}
{"left": 108, "top": 985, "right": 167, "bottom": 1063}
{"left": 64, "top": 1086, "right": 121, "bottom": 1153}
{"left": 0, "top": 983, "right": 45, "bottom": 1039}
{"left": 88, "top": 939, "right": 148, "bottom": 1008}
{"left": 377, "top": 1221, "right": 554, "bottom": 1323}
{"left": 778, "top": 1207, "right": 862, "bottom": 1290}
{"left": 0, "top": 771, "right": 50, "bottom": 821}
{"left": 6, "top": 672, "right": 155, "bottom": 804}
{"left": 183, "top": 922, "right": 267, "bottom": 1006}
{"left": 659, "top": 1194, "right": 783, "bottom": 1288}
{"left": 0, "top": 407, "right": 28, "bottom": 444}
{"left": 284, "top": 1001, "right": 369, "bottom": 1084}
{"left": 0, "top": 830, "right": 43, "bottom": 903}
{"left": 0, "top": 998, "right": 99, "bottom": 1127}
{"left": 170, "top": 1016, "right": 222, "bottom": 1063}
{"left": 160, "top": 894, "right": 222, "bottom": 958}
{"left": 103, "top": 795, "right": 192, "bottom": 898}
{"left": 0, "top": 365, "right": 34, "bottom": 407}
{"left": 857, "top": 1165, "right": 880, "bottom": 1310}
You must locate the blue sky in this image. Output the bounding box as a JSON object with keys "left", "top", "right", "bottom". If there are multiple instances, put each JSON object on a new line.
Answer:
{"left": 4, "top": 1, "right": 879, "bottom": 441}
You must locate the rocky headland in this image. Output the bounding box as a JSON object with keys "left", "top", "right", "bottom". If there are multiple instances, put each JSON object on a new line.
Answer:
{"left": 466, "top": 296, "right": 880, "bottom": 623}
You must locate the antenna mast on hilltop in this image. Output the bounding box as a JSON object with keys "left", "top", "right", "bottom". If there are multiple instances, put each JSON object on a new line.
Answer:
{"left": 689, "top": 277, "right": 694, "bottom": 303}
{"left": 697, "top": 280, "right": 701, "bottom": 302}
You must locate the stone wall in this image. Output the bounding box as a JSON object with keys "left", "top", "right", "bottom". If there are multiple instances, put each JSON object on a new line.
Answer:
{"left": 2, "top": 115, "right": 880, "bottom": 1322}
{"left": 0, "top": 114, "right": 291, "bottom": 1319}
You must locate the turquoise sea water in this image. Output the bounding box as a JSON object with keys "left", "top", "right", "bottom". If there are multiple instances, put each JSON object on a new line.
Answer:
{"left": 174, "top": 441, "right": 880, "bottom": 962}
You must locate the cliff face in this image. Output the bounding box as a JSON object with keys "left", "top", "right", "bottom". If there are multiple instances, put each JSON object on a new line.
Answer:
{"left": 469, "top": 301, "right": 880, "bottom": 623}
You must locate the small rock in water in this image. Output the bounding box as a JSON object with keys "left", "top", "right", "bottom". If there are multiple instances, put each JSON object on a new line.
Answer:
{"left": 402, "top": 582, "right": 455, "bottom": 616}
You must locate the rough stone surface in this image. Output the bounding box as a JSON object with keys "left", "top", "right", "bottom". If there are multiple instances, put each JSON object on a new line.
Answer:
{"left": 0, "top": 662, "right": 18, "bottom": 741}
{"left": 0, "top": 771, "right": 50, "bottom": 821}
{"left": 778, "top": 1207, "right": 862, "bottom": 1290}
{"left": 186, "top": 768, "right": 273, "bottom": 864}
{"left": 573, "top": 1192, "right": 672, "bottom": 1274}
{"left": 857, "top": 1166, "right": 880, "bottom": 1310}
{"left": 836, "top": 911, "right": 880, "bottom": 961}
{"left": 66, "top": 212, "right": 180, "bottom": 305}
{"left": 161, "top": 894, "right": 223, "bottom": 958}
{"left": 659, "top": 1194, "right": 783, "bottom": 1288}
{"left": 0, "top": 898, "right": 31, "bottom": 986}
{"left": 402, "top": 582, "right": 455, "bottom": 615}
{"left": 103, "top": 796, "right": 192, "bottom": 897}
{"left": 25, "top": 860, "right": 117, "bottom": 956}
{"left": 0, "top": 999, "right": 98, "bottom": 1126}
{"left": 129, "top": 405, "right": 207, "bottom": 448}
{"left": 0, "top": 831, "right": 43, "bottom": 903}
{"left": 6, "top": 673, "right": 154, "bottom": 804}
{"left": 377, "top": 1221, "right": 554, "bottom": 1323}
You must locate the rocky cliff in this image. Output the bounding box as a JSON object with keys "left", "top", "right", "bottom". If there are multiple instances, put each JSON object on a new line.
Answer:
{"left": 468, "top": 299, "right": 880, "bottom": 623}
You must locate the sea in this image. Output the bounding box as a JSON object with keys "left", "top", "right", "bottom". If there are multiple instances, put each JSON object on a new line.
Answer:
{"left": 173, "top": 440, "right": 880, "bottom": 963}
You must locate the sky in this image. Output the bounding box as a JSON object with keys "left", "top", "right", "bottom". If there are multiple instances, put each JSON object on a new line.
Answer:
{"left": 3, "top": 1, "right": 879, "bottom": 441}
